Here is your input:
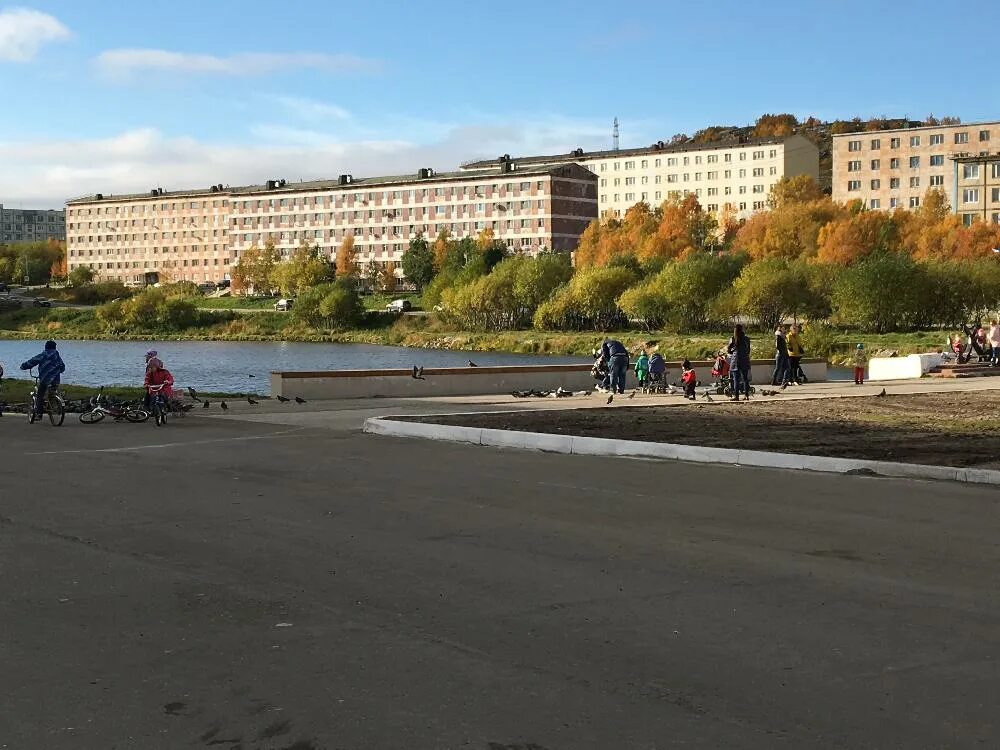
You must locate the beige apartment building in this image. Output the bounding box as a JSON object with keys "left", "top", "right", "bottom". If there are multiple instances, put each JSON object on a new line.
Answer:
{"left": 832, "top": 120, "right": 1000, "bottom": 224}
{"left": 65, "top": 163, "right": 597, "bottom": 285}
{"left": 463, "top": 134, "right": 819, "bottom": 220}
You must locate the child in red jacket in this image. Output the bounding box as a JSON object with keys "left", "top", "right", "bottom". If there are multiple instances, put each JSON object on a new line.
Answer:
{"left": 681, "top": 359, "right": 697, "bottom": 400}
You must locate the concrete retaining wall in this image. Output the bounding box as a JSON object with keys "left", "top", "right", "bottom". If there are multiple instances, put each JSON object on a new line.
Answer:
{"left": 271, "top": 358, "right": 828, "bottom": 400}
{"left": 869, "top": 353, "right": 943, "bottom": 381}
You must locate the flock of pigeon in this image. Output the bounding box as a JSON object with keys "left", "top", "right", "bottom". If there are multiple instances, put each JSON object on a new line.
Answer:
{"left": 186, "top": 386, "right": 307, "bottom": 411}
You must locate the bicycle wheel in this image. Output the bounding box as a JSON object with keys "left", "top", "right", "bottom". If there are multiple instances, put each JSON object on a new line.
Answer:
{"left": 154, "top": 402, "right": 166, "bottom": 426}
{"left": 125, "top": 408, "right": 149, "bottom": 423}
{"left": 79, "top": 409, "right": 105, "bottom": 424}
{"left": 27, "top": 392, "right": 37, "bottom": 423}
{"left": 48, "top": 395, "right": 65, "bottom": 426}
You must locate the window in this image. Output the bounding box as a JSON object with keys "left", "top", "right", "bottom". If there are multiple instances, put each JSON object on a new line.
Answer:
{"left": 641, "top": 176, "right": 648, "bottom": 184}
{"left": 955, "top": 132, "right": 969, "bottom": 144}
{"left": 963, "top": 214, "right": 976, "bottom": 227}
{"left": 707, "top": 155, "right": 718, "bottom": 163}
{"left": 847, "top": 160, "right": 862, "bottom": 172}
{"left": 739, "top": 202, "right": 747, "bottom": 211}
{"left": 683, "top": 173, "right": 689, "bottom": 182}
{"left": 614, "top": 178, "right": 620, "bottom": 186}
{"left": 738, "top": 185, "right": 747, "bottom": 194}
{"left": 847, "top": 180, "right": 861, "bottom": 191}
{"left": 600, "top": 164, "right": 607, "bottom": 172}
{"left": 993, "top": 164, "right": 1000, "bottom": 179}
{"left": 739, "top": 152, "right": 746, "bottom": 161}
{"left": 600, "top": 178, "right": 607, "bottom": 187}
{"left": 770, "top": 167, "right": 777, "bottom": 175}
{"left": 739, "top": 168, "right": 746, "bottom": 178}
{"left": 667, "top": 158, "right": 678, "bottom": 166}
{"left": 963, "top": 164, "right": 980, "bottom": 179}
{"left": 929, "top": 134, "right": 944, "bottom": 145}
{"left": 707, "top": 171, "right": 718, "bottom": 179}
{"left": 769, "top": 149, "right": 777, "bottom": 158}
{"left": 707, "top": 187, "right": 718, "bottom": 196}
{"left": 909, "top": 196, "right": 920, "bottom": 208}
{"left": 752, "top": 150, "right": 764, "bottom": 159}
{"left": 890, "top": 158, "right": 900, "bottom": 169}
{"left": 724, "top": 154, "right": 732, "bottom": 162}
{"left": 980, "top": 130, "right": 990, "bottom": 142}
{"left": 870, "top": 138, "right": 881, "bottom": 150}
{"left": 910, "top": 177, "right": 920, "bottom": 188}
{"left": 963, "top": 188, "right": 980, "bottom": 204}
{"left": 930, "top": 155, "right": 944, "bottom": 166}
{"left": 624, "top": 160, "right": 635, "bottom": 169}
{"left": 641, "top": 160, "right": 647, "bottom": 168}
{"left": 694, "top": 172, "right": 702, "bottom": 181}
{"left": 890, "top": 197, "right": 900, "bottom": 208}
{"left": 870, "top": 199, "right": 881, "bottom": 209}
{"left": 752, "top": 184, "right": 765, "bottom": 193}
{"left": 753, "top": 167, "right": 764, "bottom": 176}
{"left": 870, "top": 159, "right": 880, "bottom": 170}
{"left": 655, "top": 175, "right": 661, "bottom": 184}
{"left": 624, "top": 192, "right": 635, "bottom": 201}
{"left": 724, "top": 186, "right": 731, "bottom": 195}
{"left": 871, "top": 179, "right": 881, "bottom": 189}
{"left": 910, "top": 136, "right": 921, "bottom": 147}
{"left": 667, "top": 174, "right": 678, "bottom": 183}
{"left": 909, "top": 156, "right": 920, "bottom": 168}
{"left": 654, "top": 158, "right": 661, "bottom": 167}
{"left": 890, "top": 137, "right": 900, "bottom": 148}
{"left": 695, "top": 156, "right": 702, "bottom": 164}
{"left": 625, "top": 177, "right": 636, "bottom": 185}
{"left": 683, "top": 157, "right": 689, "bottom": 165}
{"left": 848, "top": 140, "right": 862, "bottom": 152}
{"left": 753, "top": 201, "right": 765, "bottom": 210}
{"left": 930, "top": 175, "right": 944, "bottom": 187}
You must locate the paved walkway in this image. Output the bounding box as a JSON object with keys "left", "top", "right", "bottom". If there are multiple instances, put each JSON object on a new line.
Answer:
{"left": 203, "top": 375, "right": 1000, "bottom": 431}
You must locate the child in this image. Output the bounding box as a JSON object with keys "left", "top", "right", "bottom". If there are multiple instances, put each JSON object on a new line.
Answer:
{"left": 634, "top": 350, "right": 650, "bottom": 392}
{"left": 648, "top": 352, "right": 666, "bottom": 391}
{"left": 681, "top": 358, "right": 697, "bottom": 400}
{"left": 853, "top": 343, "right": 868, "bottom": 385}
{"left": 591, "top": 350, "right": 610, "bottom": 393}
{"left": 144, "top": 359, "right": 175, "bottom": 408}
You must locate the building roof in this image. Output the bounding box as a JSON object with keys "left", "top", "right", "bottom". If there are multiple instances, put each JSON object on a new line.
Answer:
{"left": 460, "top": 134, "right": 810, "bottom": 170}
{"left": 830, "top": 119, "right": 1000, "bottom": 139}
{"left": 65, "top": 163, "right": 594, "bottom": 206}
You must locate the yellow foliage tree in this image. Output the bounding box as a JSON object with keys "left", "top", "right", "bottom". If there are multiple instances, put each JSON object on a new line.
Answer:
{"left": 335, "top": 234, "right": 358, "bottom": 278}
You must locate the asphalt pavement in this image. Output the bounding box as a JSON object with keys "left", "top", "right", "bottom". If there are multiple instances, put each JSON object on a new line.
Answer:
{"left": 1, "top": 408, "right": 998, "bottom": 748}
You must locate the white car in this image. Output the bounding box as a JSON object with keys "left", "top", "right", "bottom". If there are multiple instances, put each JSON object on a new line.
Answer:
{"left": 274, "top": 298, "right": 294, "bottom": 311}
{"left": 385, "top": 299, "right": 412, "bottom": 313}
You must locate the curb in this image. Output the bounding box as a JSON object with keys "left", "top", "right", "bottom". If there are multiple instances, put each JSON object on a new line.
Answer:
{"left": 363, "top": 416, "right": 1000, "bottom": 486}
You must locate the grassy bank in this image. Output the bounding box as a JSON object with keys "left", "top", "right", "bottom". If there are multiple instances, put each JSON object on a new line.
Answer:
{"left": 0, "top": 305, "right": 951, "bottom": 365}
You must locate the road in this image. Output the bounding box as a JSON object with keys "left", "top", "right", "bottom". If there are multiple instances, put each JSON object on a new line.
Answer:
{"left": 1, "top": 405, "right": 998, "bottom": 749}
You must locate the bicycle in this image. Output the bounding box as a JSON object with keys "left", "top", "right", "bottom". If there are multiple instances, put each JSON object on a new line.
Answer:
{"left": 78, "top": 387, "right": 149, "bottom": 424}
{"left": 148, "top": 383, "right": 169, "bottom": 427}
{"left": 27, "top": 368, "right": 65, "bottom": 427}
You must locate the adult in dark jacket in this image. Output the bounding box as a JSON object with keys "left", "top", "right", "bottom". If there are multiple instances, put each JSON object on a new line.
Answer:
{"left": 601, "top": 338, "right": 630, "bottom": 395}
{"left": 772, "top": 325, "right": 790, "bottom": 387}
{"left": 727, "top": 325, "right": 751, "bottom": 401}
{"left": 20, "top": 340, "right": 65, "bottom": 417}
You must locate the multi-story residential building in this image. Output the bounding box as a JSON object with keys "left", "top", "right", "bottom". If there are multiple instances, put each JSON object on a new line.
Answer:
{"left": 65, "top": 163, "right": 597, "bottom": 285}
{"left": 462, "top": 134, "right": 819, "bottom": 220}
{"left": 0, "top": 204, "right": 66, "bottom": 243}
{"left": 832, "top": 120, "right": 1000, "bottom": 223}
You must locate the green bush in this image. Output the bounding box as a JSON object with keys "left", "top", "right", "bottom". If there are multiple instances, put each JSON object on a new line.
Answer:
{"left": 534, "top": 266, "right": 638, "bottom": 331}
{"left": 831, "top": 252, "right": 927, "bottom": 332}
{"left": 95, "top": 286, "right": 202, "bottom": 332}
{"left": 294, "top": 281, "right": 362, "bottom": 330}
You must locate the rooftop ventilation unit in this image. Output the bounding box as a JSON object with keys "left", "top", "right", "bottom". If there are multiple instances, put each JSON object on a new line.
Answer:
{"left": 417, "top": 168, "right": 434, "bottom": 179}
{"left": 338, "top": 174, "right": 353, "bottom": 185}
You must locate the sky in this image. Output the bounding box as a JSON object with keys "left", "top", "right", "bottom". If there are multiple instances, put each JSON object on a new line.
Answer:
{"left": 2, "top": 0, "right": 1000, "bottom": 208}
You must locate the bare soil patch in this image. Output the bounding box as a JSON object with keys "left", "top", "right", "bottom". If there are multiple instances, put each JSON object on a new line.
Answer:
{"left": 416, "top": 392, "right": 1000, "bottom": 468}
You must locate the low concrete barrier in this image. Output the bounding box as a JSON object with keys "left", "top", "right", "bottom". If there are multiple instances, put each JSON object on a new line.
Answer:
{"left": 271, "top": 358, "right": 828, "bottom": 400}
{"left": 869, "top": 353, "right": 943, "bottom": 381}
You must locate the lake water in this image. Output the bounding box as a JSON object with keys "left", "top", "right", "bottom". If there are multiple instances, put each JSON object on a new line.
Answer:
{"left": 0, "top": 339, "right": 586, "bottom": 394}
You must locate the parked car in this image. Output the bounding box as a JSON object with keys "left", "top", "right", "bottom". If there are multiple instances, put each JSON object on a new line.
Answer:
{"left": 198, "top": 282, "right": 216, "bottom": 294}
{"left": 385, "top": 299, "right": 412, "bottom": 313}
{"left": 0, "top": 282, "right": 9, "bottom": 293}
{"left": 274, "top": 298, "right": 294, "bottom": 311}
{"left": 216, "top": 279, "right": 232, "bottom": 289}
{"left": 33, "top": 297, "right": 52, "bottom": 307}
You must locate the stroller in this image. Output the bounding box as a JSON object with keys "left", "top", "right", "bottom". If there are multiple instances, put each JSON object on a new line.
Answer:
{"left": 710, "top": 353, "right": 731, "bottom": 395}
{"left": 647, "top": 352, "right": 667, "bottom": 393}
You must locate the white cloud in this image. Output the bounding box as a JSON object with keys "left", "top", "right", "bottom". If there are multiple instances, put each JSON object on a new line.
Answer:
{"left": 0, "top": 7, "right": 70, "bottom": 62}
{"left": 270, "top": 95, "right": 351, "bottom": 122}
{"left": 96, "top": 49, "right": 380, "bottom": 79}
{"left": 0, "top": 115, "right": 617, "bottom": 207}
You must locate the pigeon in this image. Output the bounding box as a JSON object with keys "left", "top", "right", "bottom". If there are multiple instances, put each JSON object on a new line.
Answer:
{"left": 247, "top": 395, "right": 258, "bottom": 405}
{"left": 295, "top": 397, "right": 307, "bottom": 404}
{"left": 627, "top": 391, "right": 636, "bottom": 399}
{"left": 701, "top": 392, "right": 714, "bottom": 402}
{"left": 667, "top": 384, "right": 678, "bottom": 395}
{"left": 187, "top": 386, "right": 202, "bottom": 403}
{"left": 606, "top": 394, "right": 614, "bottom": 405}
{"left": 202, "top": 401, "right": 210, "bottom": 409}
{"left": 276, "top": 395, "right": 290, "bottom": 403}
{"left": 468, "top": 360, "right": 478, "bottom": 367}
{"left": 411, "top": 365, "right": 426, "bottom": 380}
{"left": 220, "top": 401, "right": 228, "bottom": 411}
{"left": 877, "top": 388, "right": 887, "bottom": 397}
{"left": 248, "top": 374, "right": 256, "bottom": 378}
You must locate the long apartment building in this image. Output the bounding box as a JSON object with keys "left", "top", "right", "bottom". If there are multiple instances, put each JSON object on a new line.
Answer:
{"left": 463, "top": 134, "right": 819, "bottom": 220}
{"left": 1, "top": 204, "right": 65, "bottom": 243}
{"left": 65, "top": 163, "right": 598, "bottom": 285}
{"left": 832, "top": 120, "right": 1000, "bottom": 223}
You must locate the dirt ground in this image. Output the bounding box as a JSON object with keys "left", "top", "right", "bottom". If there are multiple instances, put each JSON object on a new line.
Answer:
{"left": 421, "top": 392, "right": 1000, "bottom": 467}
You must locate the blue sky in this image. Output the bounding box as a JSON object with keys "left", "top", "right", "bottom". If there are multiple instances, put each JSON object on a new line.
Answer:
{"left": 2, "top": 0, "right": 1000, "bottom": 207}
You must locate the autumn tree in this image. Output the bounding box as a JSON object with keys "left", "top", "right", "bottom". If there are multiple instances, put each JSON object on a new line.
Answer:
{"left": 767, "top": 175, "right": 825, "bottom": 209}
{"left": 272, "top": 241, "right": 331, "bottom": 296}
{"left": 379, "top": 262, "right": 398, "bottom": 293}
{"left": 816, "top": 210, "right": 903, "bottom": 265}
{"left": 335, "top": 234, "right": 359, "bottom": 278}
{"left": 231, "top": 240, "right": 280, "bottom": 295}
{"left": 752, "top": 113, "right": 798, "bottom": 138}
{"left": 432, "top": 229, "right": 451, "bottom": 271}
